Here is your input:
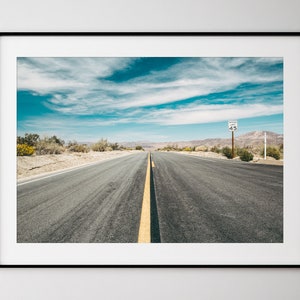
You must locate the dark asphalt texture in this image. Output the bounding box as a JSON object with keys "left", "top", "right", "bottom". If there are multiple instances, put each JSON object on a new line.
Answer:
{"left": 17, "top": 153, "right": 148, "bottom": 242}
{"left": 17, "top": 151, "right": 283, "bottom": 243}
{"left": 151, "top": 152, "right": 283, "bottom": 243}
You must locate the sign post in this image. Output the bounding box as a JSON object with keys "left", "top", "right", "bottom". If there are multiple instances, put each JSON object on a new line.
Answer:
{"left": 228, "top": 120, "right": 238, "bottom": 158}
{"left": 264, "top": 132, "right": 267, "bottom": 160}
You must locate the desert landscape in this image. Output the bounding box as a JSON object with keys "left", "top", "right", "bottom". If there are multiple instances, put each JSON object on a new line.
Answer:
{"left": 16, "top": 57, "right": 284, "bottom": 244}
{"left": 17, "top": 130, "right": 283, "bottom": 181}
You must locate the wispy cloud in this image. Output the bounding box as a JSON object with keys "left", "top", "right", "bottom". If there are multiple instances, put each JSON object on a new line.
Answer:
{"left": 141, "top": 103, "right": 283, "bottom": 125}
{"left": 17, "top": 57, "right": 283, "bottom": 140}
{"left": 18, "top": 57, "right": 137, "bottom": 94}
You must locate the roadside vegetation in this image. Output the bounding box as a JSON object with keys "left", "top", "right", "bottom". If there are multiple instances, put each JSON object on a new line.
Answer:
{"left": 67, "top": 141, "right": 90, "bottom": 153}
{"left": 17, "top": 133, "right": 144, "bottom": 156}
{"left": 237, "top": 148, "right": 254, "bottom": 162}
{"left": 157, "top": 143, "right": 283, "bottom": 162}
{"left": 17, "top": 144, "right": 35, "bottom": 156}
{"left": 17, "top": 132, "right": 281, "bottom": 161}
{"left": 157, "top": 144, "right": 196, "bottom": 152}
{"left": 261, "top": 146, "right": 282, "bottom": 160}
{"left": 135, "top": 145, "right": 144, "bottom": 151}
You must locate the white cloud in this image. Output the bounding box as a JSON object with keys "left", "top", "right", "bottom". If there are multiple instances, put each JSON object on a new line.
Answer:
{"left": 17, "top": 57, "right": 137, "bottom": 94}
{"left": 140, "top": 104, "right": 283, "bottom": 125}
{"left": 17, "top": 57, "right": 283, "bottom": 121}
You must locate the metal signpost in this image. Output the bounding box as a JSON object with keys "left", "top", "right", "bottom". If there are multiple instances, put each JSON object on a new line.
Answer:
{"left": 264, "top": 131, "right": 267, "bottom": 160}
{"left": 228, "top": 120, "right": 238, "bottom": 158}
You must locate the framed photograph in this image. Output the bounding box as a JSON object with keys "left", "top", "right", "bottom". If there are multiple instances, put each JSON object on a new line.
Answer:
{"left": 0, "top": 33, "right": 299, "bottom": 266}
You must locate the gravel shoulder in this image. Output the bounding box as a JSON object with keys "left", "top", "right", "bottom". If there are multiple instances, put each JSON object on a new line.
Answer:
{"left": 17, "top": 150, "right": 141, "bottom": 181}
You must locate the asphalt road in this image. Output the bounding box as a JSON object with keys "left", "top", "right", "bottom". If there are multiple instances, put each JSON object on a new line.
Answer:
{"left": 17, "top": 152, "right": 148, "bottom": 242}
{"left": 151, "top": 152, "right": 283, "bottom": 243}
{"left": 17, "top": 151, "right": 283, "bottom": 243}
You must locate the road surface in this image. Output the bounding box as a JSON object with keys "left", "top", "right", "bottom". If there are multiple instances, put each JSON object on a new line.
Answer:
{"left": 151, "top": 152, "right": 283, "bottom": 243}
{"left": 17, "top": 152, "right": 283, "bottom": 243}
{"left": 18, "top": 152, "right": 148, "bottom": 242}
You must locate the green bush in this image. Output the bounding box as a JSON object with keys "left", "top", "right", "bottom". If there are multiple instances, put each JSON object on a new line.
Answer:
{"left": 183, "top": 146, "right": 193, "bottom": 152}
{"left": 46, "top": 135, "right": 65, "bottom": 146}
{"left": 222, "top": 146, "right": 233, "bottom": 159}
{"left": 17, "top": 144, "right": 35, "bottom": 156}
{"left": 279, "top": 143, "right": 284, "bottom": 153}
{"left": 263, "top": 146, "right": 281, "bottom": 160}
{"left": 17, "top": 133, "right": 40, "bottom": 147}
{"left": 210, "top": 146, "right": 221, "bottom": 153}
{"left": 110, "top": 143, "right": 120, "bottom": 150}
{"left": 135, "top": 145, "right": 144, "bottom": 151}
{"left": 237, "top": 148, "right": 254, "bottom": 162}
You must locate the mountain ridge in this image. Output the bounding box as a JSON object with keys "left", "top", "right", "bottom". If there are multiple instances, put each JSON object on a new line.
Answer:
{"left": 120, "top": 131, "right": 283, "bottom": 150}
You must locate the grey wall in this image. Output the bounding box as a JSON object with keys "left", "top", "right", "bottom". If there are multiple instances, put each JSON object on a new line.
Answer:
{"left": 0, "top": 0, "right": 300, "bottom": 32}
{"left": 1, "top": 0, "right": 300, "bottom": 299}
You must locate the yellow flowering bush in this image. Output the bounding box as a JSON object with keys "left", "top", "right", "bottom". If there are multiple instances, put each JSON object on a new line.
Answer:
{"left": 17, "top": 144, "right": 35, "bottom": 156}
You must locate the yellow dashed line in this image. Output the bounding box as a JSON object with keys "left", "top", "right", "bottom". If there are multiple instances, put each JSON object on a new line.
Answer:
{"left": 151, "top": 160, "right": 155, "bottom": 168}
{"left": 138, "top": 152, "right": 151, "bottom": 243}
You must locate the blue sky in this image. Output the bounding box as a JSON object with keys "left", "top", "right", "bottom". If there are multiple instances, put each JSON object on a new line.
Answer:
{"left": 17, "top": 57, "right": 283, "bottom": 142}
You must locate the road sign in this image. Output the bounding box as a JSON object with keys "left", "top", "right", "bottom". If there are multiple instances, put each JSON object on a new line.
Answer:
{"left": 228, "top": 120, "right": 238, "bottom": 132}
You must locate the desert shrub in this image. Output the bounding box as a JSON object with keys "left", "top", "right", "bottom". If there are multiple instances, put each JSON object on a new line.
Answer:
{"left": 183, "top": 146, "right": 193, "bottom": 152}
{"left": 17, "top": 134, "right": 66, "bottom": 155}
{"left": 279, "top": 143, "right": 284, "bottom": 154}
{"left": 46, "top": 135, "right": 65, "bottom": 146}
{"left": 195, "top": 145, "right": 208, "bottom": 152}
{"left": 119, "top": 145, "right": 133, "bottom": 151}
{"left": 237, "top": 148, "right": 253, "bottom": 162}
{"left": 110, "top": 143, "right": 120, "bottom": 150}
{"left": 67, "top": 140, "right": 89, "bottom": 153}
{"left": 17, "top": 144, "right": 35, "bottom": 156}
{"left": 262, "top": 146, "right": 281, "bottom": 160}
{"left": 210, "top": 146, "right": 221, "bottom": 153}
{"left": 135, "top": 145, "right": 144, "bottom": 151}
{"left": 222, "top": 146, "right": 233, "bottom": 159}
{"left": 17, "top": 133, "right": 40, "bottom": 147}
{"left": 69, "top": 144, "right": 89, "bottom": 153}
{"left": 36, "top": 140, "right": 64, "bottom": 155}
{"left": 158, "top": 145, "right": 179, "bottom": 151}
{"left": 92, "top": 138, "right": 109, "bottom": 152}
{"left": 35, "top": 135, "right": 65, "bottom": 155}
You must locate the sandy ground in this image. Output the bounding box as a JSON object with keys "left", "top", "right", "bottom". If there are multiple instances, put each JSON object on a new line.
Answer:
{"left": 172, "top": 150, "right": 284, "bottom": 165}
{"left": 17, "top": 150, "right": 140, "bottom": 181}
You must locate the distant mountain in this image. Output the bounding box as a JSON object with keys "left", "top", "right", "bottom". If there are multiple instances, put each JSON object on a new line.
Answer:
{"left": 119, "top": 131, "right": 283, "bottom": 150}
{"left": 235, "top": 131, "right": 283, "bottom": 147}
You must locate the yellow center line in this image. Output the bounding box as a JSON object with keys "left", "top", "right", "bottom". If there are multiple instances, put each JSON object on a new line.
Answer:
{"left": 138, "top": 152, "right": 151, "bottom": 243}
{"left": 151, "top": 160, "right": 155, "bottom": 168}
